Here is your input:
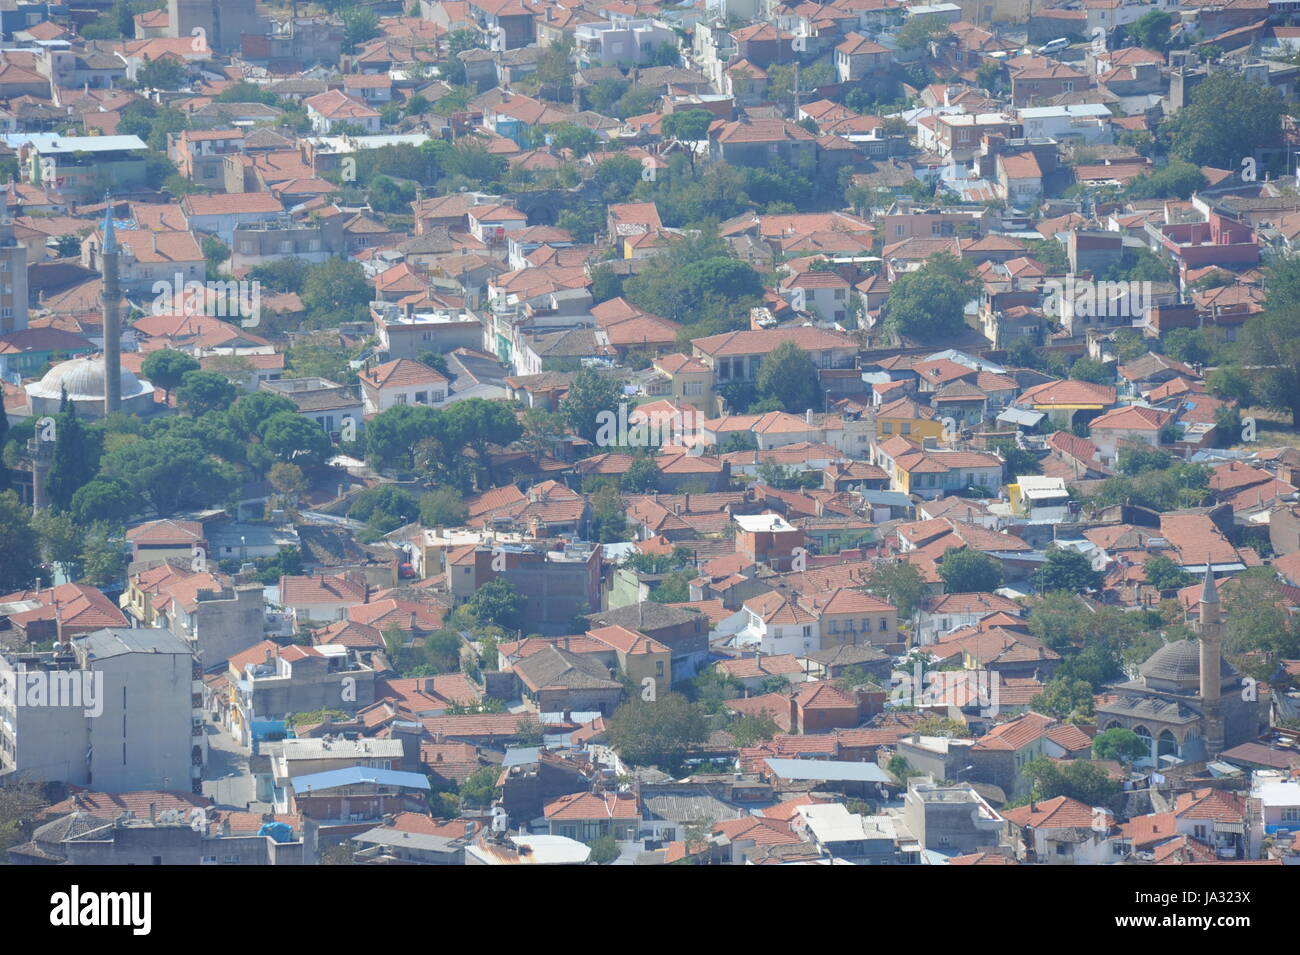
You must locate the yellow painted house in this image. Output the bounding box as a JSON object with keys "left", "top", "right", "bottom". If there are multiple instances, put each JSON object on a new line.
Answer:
{"left": 875, "top": 395, "right": 946, "bottom": 444}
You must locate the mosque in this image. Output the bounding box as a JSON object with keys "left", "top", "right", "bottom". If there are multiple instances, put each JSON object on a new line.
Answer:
{"left": 1095, "top": 567, "right": 1264, "bottom": 766}
{"left": 23, "top": 204, "right": 153, "bottom": 419}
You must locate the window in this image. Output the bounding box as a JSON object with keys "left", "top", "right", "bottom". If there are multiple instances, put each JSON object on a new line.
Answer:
{"left": 1055, "top": 844, "right": 1069, "bottom": 856}
{"left": 1194, "top": 825, "right": 1207, "bottom": 839}
{"left": 1282, "top": 808, "right": 1300, "bottom": 823}
{"left": 861, "top": 619, "right": 871, "bottom": 632}
{"left": 880, "top": 618, "right": 888, "bottom": 632}
{"left": 881, "top": 422, "right": 892, "bottom": 434}
{"left": 415, "top": 391, "right": 427, "bottom": 404}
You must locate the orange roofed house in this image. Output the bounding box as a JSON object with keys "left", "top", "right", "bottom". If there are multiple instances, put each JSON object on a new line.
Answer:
{"left": 544, "top": 792, "right": 641, "bottom": 841}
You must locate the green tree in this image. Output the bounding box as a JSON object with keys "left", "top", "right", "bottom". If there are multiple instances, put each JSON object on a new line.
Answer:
{"left": 341, "top": 6, "right": 380, "bottom": 51}
{"left": 622, "top": 456, "right": 660, "bottom": 493}
{"left": 1124, "top": 159, "right": 1204, "bottom": 200}
{"left": 623, "top": 231, "right": 763, "bottom": 337}
{"left": 1166, "top": 72, "right": 1284, "bottom": 169}
{"left": 443, "top": 398, "right": 522, "bottom": 486}
{"left": 423, "top": 629, "right": 462, "bottom": 673}
{"left": 990, "top": 439, "right": 1040, "bottom": 478}
{"left": 533, "top": 35, "right": 575, "bottom": 101}
{"left": 269, "top": 461, "right": 307, "bottom": 502}
{"left": 366, "top": 404, "right": 443, "bottom": 470}
{"left": 547, "top": 122, "right": 598, "bottom": 156}
{"left": 349, "top": 484, "right": 420, "bottom": 535}
{"left": 79, "top": 522, "right": 127, "bottom": 588}
{"left": 729, "top": 712, "right": 779, "bottom": 747}
{"left": 301, "top": 259, "right": 372, "bottom": 326}
{"left": 1030, "top": 676, "right": 1095, "bottom": 720}
{"left": 141, "top": 349, "right": 200, "bottom": 402}
{"left": 937, "top": 547, "right": 1003, "bottom": 593}
{"left": 137, "top": 55, "right": 188, "bottom": 90}
{"left": 755, "top": 341, "right": 819, "bottom": 413}
{"left": 227, "top": 391, "right": 298, "bottom": 438}
{"left": 587, "top": 834, "right": 619, "bottom": 864}
{"left": 1143, "top": 554, "right": 1192, "bottom": 593}
{"left": 0, "top": 780, "right": 48, "bottom": 855}
{"left": 649, "top": 570, "right": 692, "bottom": 603}
{"left": 888, "top": 753, "right": 921, "bottom": 784}
{"left": 912, "top": 716, "right": 972, "bottom": 738}
{"left": 1161, "top": 327, "right": 1212, "bottom": 365}
{"left": 260, "top": 412, "right": 334, "bottom": 469}
{"left": 1020, "top": 756, "right": 1119, "bottom": 805}
{"left": 660, "top": 108, "right": 712, "bottom": 171}
{"left": 1128, "top": 9, "right": 1172, "bottom": 50}
{"left": 868, "top": 560, "right": 925, "bottom": 617}
{"left": 589, "top": 480, "right": 629, "bottom": 543}
{"left": 458, "top": 765, "right": 500, "bottom": 808}
{"left": 99, "top": 436, "right": 237, "bottom": 516}
{"left": 1231, "top": 262, "right": 1300, "bottom": 424}
{"left": 466, "top": 578, "right": 525, "bottom": 630}
{"left": 562, "top": 368, "right": 622, "bottom": 444}
{"left": 0, "top": 490, "right": 45, "bottom": 591}
{"left": 33, "top": 509, "right": 83, "bottom": 579}
{"left": 47, "top": 409, "right": 100, "bottom": 512}
{"left": 1115, "top": 444, "right": 1172, "bottom": 475}
{"left": 1222, "top": 566, "right": 1300, "bottom": 675}
{"left": 68, "top": 478, "right": 135, "bottom": 527}
{"left": 1092, "top": 727, "right": 1148, "bottom": 764}
{"left": 881, "top": 251, "right": 974, "bottom": 342}
{"left": 420, "top": 486, "right": 468, "bottom": 526}
{"left": 896, "top": 13, "right": 950, "bottom": 51}
{"left": 1036, "top": 547, "right": 1103, "bottom": 594}
{"left": 606, "top": 692, "right": 709, "bottom": 770}
{"left": 1069, "top": 357, "right": 1112, "bottom": 385}
{"left": 175, "top": 370, "right": 236, "bottom": 417}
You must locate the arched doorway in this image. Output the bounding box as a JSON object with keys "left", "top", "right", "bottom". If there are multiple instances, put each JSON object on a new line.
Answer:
{"left": 1133, "top": 725, "right": 1153, "bottom": 761}
{"left": 1157, "top": 730, "right": 1179, "bottom": 761}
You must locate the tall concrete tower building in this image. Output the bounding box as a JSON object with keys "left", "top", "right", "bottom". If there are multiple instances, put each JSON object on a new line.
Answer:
{"left": 0, "top": 211, "right": 28, "bottom": 335}
{"left": 168, "top": 0, "right": 261, "bottom": 52}
{"left": 1196, "top": 563, "right": 1225, "bottom": 758}
{"left": 101, "top": 204, "right": 121, "bottom": 415}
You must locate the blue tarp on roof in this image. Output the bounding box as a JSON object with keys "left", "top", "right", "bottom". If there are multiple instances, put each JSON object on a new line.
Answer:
{"left": 291, "top": 766, "right": 431, "bottom": 793}
{"left": 257, "top": 822, "right": 295, "bottom": 843}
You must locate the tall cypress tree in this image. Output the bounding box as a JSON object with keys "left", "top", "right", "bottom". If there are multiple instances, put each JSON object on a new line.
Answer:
{"left": 47, "top": 408, "right": 97, "bottom": 512}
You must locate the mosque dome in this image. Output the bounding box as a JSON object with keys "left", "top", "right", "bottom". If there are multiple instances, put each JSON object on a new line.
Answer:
{"left": 1138, "top": 639, "right": 1236, "bottom": 688}
{"left": 27, "top": 355, "right": 152, "bottom": 403}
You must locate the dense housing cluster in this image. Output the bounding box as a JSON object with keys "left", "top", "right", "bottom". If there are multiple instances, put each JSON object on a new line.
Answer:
{"left": 0, "top": 0, "right": 1298, "bottom": 868}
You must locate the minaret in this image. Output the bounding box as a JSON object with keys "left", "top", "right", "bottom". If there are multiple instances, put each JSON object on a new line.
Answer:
{"left": 26, "top": 434, "right": 52, "bottom": 511}
{"left": 1196, "top": 562, "right": 1225, "bottom": 758}
{"left": 101, "top": 200, "right": 121, "bottom": 415}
